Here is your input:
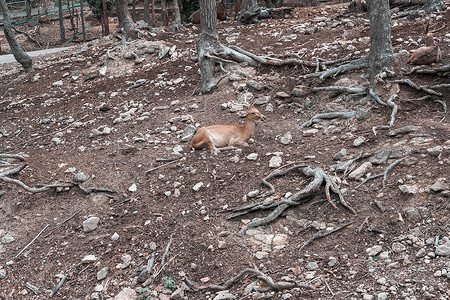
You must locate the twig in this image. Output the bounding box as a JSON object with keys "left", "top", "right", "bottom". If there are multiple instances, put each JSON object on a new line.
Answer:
{"left": 145, "top": 158, "right": 182, "bottom": 173}
{"left": 43, "top": 208, "right": 83, "bottom": 238}
{"left": 14, "top": 224, "right": 50, "bottom": 259}
{"left": 185, "top": 268, "right": 315, "bottom": 292}
{"left": 354, "top": 158, "right": 405, "bottom": 189}
{"left": 12, "top": 26, "right": 42, "bottom": 48}
{"left": 299, "top": 222, "right": 353, "bottom": 251}
{"left": 388, "top": 79, "right": 442, "bottom": 97}
{"left": 49, "top": 275, "right": 67, "bottom": 297}
{"left": 322, "top": 277, "right": 334, "bottom": 296}
{"left": 161, "top": 234, "right": 173, "bottom": 266}
{"left": 300, "top": 111, "right": 356, "bottom": 128}
{"left": 143, "top": 254, "right": 179, "bottom": 286}
{"left": 372, "top": 94, "right": 398, "bottom": 135}
{"left": 0, "top": 153, "right": 25, "bottom": 160}
{"left": 25, "top": 282, "right": 40, "bottom": 295}
{"left": 0, "top": 176, "right": 71, "bottom": 193}
{"left": 312, "top": 86, "right": 367, "bottom": 94}
{"left": 0, "top": 164, "right": 27, "bottom": 176}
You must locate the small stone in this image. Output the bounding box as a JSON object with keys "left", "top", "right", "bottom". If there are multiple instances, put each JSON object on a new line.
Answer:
{"left": 82, "top": 255, "right": 97, "bottom": 263}
{"left": 306, "top": 261, "right": 319, "bottom": 271}
{"left": 1, "top": 234, "right": 14, "bottom": 244}
{"left": 97, "top": 267, "right": 109, "bottom": 280}
{"left": 303, "top": 129, "right": 319, "bottom": 136}
{"left": 276, "top": 91, "right": 290, "bottom": 98}
{"left": 416, "top": 248, "right": 426, "bottom": 258}
{"left": 128, "top": 183, "right": 137, "bottom": 192}
{"left": 193, "top": 182, "right": 204, "bottom": 192}
{"left": 333, "top": 149, "right": 347, "bottom": 161}
{"left": 111, "top": 232, "right": 120, "bottom": 241}
{"left": 353, "top": 136, "right": 367, "bottom": 147}
{"left": 402, "top": 207, "right": 422, "bottom": 222}
{"left": 0, "top": 268, "right": 6, "bottom": 279}
{"left": 74, "top": 172, "right": 88, "bottom": 183}
{"left": 370, "top": 149, "right": 391, "bottom": 165}
{"left": 246, "top": 153, "right": 258, "bottom": 160}
{"left": 427, "top": 145, "right": 443, "bottom": 156}
{"left": 269, "top": 156, "right": 282, "bottom": 168}
{"left": 180, "top": 125, "right": 197, "bottom": 142}
{"left": 52, "top": 80, "right": 64, "bottom": 87}
{"left": 114, "top": 287, "right": 137, "bottom": 300}
{"left": 328, "top": 257, "right": 338, "bottom": 267}
{"left": 348, "top": 162, "right": 372, "bottom": 180}
{"left": 247, "top": 190, "right": 259, "bottom": 198}
{"left": 83, "top": 216, "right": 100, "bottom": 233}
{"left": 367, "top": 245, "right": 383, "bottom": 256}
{"left": 377, "top": 292, "right": 388, "bottom": 300}
{"left": 213, "top": 290, "right": 237, "bottom": 300}
{"left": 280, "top": 132, "right": 292, "bottom": 145}
{"left": 399, "top": 185, "right": 419, "bottom": 194}
{"left": 392, "top": 242, "right": 406, "bottom": 253}
{"left": 255, "top": 251, "right": 269, "bottom": 260}
{"left": 435, "top": 244, "right": 450, "bottom": 256}
{"left": 429, "top": 178, "right": 448, "bottom": 192}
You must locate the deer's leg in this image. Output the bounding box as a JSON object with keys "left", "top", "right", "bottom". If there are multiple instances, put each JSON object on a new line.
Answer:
{"left": 190, "top": 128, "right": 219, "bottom": 152}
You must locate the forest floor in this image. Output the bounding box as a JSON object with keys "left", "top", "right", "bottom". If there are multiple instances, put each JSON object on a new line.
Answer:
{"left": 0, "top": 1, "right": 450, "bottom": 299}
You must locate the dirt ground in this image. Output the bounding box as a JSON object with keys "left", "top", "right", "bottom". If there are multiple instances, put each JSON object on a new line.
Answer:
{"left": 1, "top": 1, "right": 450, "bottom": 299}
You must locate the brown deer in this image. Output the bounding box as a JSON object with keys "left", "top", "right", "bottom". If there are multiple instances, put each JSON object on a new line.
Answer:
{"left": 407, "top": 33, "right": 442, "bottom": 65}
{"left": 189, "top": 103, "right": 266, "bottom": 153}
{"left": 190, "top": 1, "right": 227, "bottom": 24}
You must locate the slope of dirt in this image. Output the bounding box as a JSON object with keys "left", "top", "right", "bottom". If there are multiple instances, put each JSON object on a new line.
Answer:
{"left": 1, "top": 2, "right": 450, "bottom": 300}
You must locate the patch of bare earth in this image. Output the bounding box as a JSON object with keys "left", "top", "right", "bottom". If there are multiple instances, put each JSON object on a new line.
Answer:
{"left": 0, "top": 2, "right": 449, "bottom": 299}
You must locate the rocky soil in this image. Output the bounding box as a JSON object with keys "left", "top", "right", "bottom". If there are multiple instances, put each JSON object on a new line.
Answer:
{"left": 1, "top": 1, "right": 450, "bottom": 299}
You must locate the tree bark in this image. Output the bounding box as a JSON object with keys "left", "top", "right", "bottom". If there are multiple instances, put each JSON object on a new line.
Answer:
{"left": 171, "top": 0, "right": 184, "bottom": 31}
{"left": 58, "top": 0, "right": 66, "bottom": 42}
{"left": 144, "top": 0, "right": 150, "bottom": 24}
{"left": 116, "top": 0, "right": 138, "bottom": 40}
{"left": 368, "top": 0, "right": 394, "bottom": 81}
{"left": 197, "top": 0, "right": 219, "bottom": 94}
{"left": 0, "top": 0, "right": 33, "bottom": 72}
{"left": 102, "top": 0, "right": 110, "bottom": 35}
{"left": 161, "top": 0, "right": 169, "bottom": 26}
{"left": 238, "top": 0, "right": 261, "bottom": 25}
{"left": 80, "top": 0, "right": 86, "bottom": 41}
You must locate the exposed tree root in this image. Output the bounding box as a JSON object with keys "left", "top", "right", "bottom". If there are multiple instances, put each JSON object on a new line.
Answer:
{"left": 261, "top": 164, "right": 306, "bottom": 196}
{"left": 312, "top": 86, "right": 367, "bottom": 94}
{"left": 408, "top": 63, "right": 450, "bottom": 76}
{"left": 229, "top": 166, "right": 356, "bottom": 235}
{"left": 388, "top": 79, "right": 442, "bottom": 97}
{"left": 371, "top": 94, "right": 398, "bottom": 135}
{"left": 300, "top": 111, "right": 357, "bottom": 128}
{"left": 185, "top": 268, "right": 316, "bottom": 292}
{"left": 0, "top": 174, "right": 116, "bottom": 195}
{"left": 12, "top": 26, "right": 42, "bottom": 49}
{"left": 354, "top": 157, "right": 405, "bottom": 189}
{"left": 304, "top": 57, "right": 368, "bottom": 80}
{"left": 299, "top": 222, "right": 354, "bottom": 251}
{"left": 331, "top": 152, "right": 363, "bottom": 177}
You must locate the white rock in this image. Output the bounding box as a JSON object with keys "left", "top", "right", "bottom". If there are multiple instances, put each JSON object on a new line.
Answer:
{"left": 193, "top": 182, "right": 204, "bottom": 192}
{"left": 269, "top": 156, "right": 282, "bottom": 168}
{"left": 128, "top": 183, "right": 137, "bottom": 192}
{"left": 82, "top": 255, "right": 97, "bottom": 263}
{"left": 246, "top": 153, "right": 258, "bottom": 160}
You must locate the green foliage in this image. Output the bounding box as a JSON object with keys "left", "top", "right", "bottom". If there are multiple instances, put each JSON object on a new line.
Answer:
{"left": 162, "top": 276, "right": 176, "bottom": 289}
{"left": 86, "top": 0, "right": 115, "bottom": 19}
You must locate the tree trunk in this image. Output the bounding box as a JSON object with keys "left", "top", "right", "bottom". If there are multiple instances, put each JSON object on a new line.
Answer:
{"left": 265, "top": 0, "right": 283, "bottom": 8}
{"left": 25, "top": 0, "right": 32, "bottom": 21}
{"left": 116, "top": 0, "right": 138, "bottom": 40}
{"left": 80, "top": 0, "right": 86, "bottom": 41}
{"left": 171, "top": 0, "right": 184, "bottom": 31}
{"left": 161, "top": 0, "right": 169, "bottom": 26}
{"left": 0, "top": 0, "right": 33, "bottom": 72}
{"left": 196, "top": 0, "right": 219, "bottom": 94}
{"left": 102, "top": 0, "right": 110, "bottom": 35}
{"left": 151, "top": 0, "right": 155, "bottom": 26}
{"left": 238, "top": 0, "right": 260, "bottom": 25}
{"left": 132, "top": 0, "right": 137, "bottom": 22}
{"left": 58, "top": 0, "right": 66, "bottom": 42}
{"left": 368, "top": 0, "right": 394, "bottom": 81}
{"left": 144, "top": 0, "right": 150, "bottom": 24}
